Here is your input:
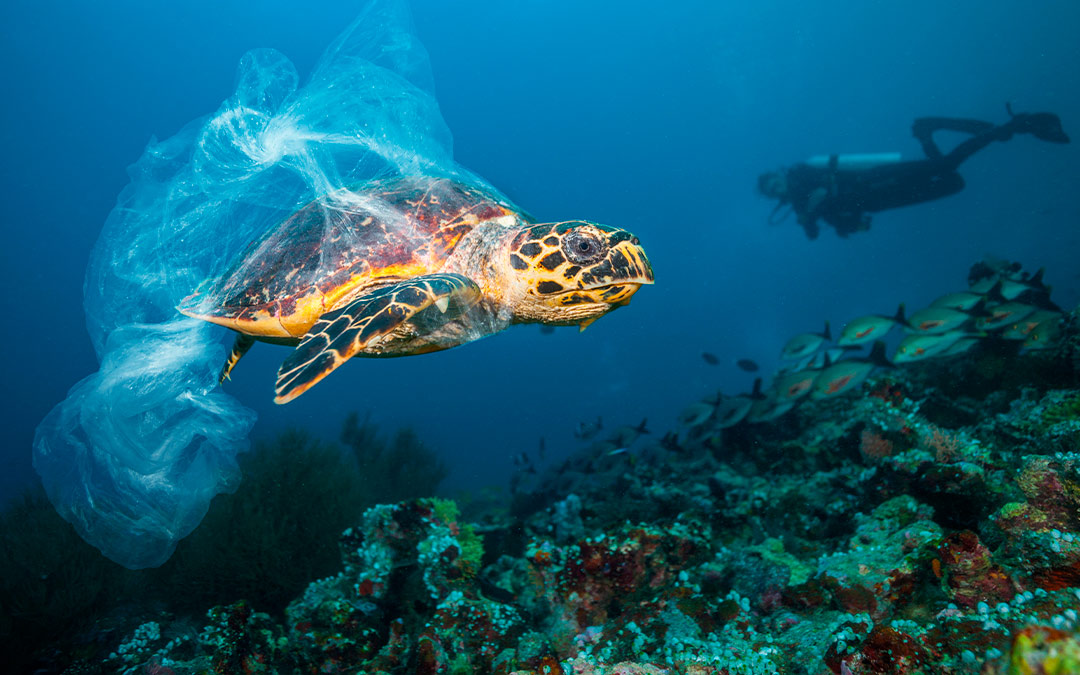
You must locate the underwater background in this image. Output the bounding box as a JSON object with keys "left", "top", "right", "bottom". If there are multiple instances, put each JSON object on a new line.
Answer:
{"left": 3, "top": 0, "right": 1076, "bottom": 500}
{"left": 2, "top": 0, "right": 1080, "bottom": 673}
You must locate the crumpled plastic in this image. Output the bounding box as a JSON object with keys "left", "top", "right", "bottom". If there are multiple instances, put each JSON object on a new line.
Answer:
{"left": 33, "top": 0, "right": 470, "bottom": 568}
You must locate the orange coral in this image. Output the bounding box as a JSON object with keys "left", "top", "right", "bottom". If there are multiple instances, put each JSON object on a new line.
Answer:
{"left": 860, "top": 429, "right": 895, "bottom": 460}
{"left": 919, "top": 425, "right": 963, "bottom": 463}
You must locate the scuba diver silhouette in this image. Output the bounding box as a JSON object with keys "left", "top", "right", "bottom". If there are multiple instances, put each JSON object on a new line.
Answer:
{"left": 758, "top": 105, "right": 1070, "bottom": 239}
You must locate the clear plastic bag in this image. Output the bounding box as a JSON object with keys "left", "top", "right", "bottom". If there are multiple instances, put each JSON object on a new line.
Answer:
{"left": 33, "top": 0, "right": 462, "bottom": 568}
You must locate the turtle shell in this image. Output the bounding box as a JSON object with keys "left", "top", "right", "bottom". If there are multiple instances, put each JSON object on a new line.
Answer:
{"left": 181, "top": 176, "right": 521, "bottom": 339}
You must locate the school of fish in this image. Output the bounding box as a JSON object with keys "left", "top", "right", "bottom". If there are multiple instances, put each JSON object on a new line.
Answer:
{"left": 680, "top": 260, "right": 1065, "bottom": 430}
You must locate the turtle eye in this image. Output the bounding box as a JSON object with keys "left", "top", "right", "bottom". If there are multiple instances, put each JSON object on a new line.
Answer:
{"left": 562, "top": 231, "right": 606, "bottom": 265}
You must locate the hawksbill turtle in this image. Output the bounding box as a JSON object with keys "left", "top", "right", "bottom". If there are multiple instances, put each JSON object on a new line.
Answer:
{"left": 179, "top": 175, "right": 654, "bottom": 403}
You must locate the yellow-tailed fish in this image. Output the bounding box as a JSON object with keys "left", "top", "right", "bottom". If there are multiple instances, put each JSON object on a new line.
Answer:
{"left": 781, "top": 321, "right": 831, "bottom": 360}
{"left": 974, "top": 302, "right": 1037, "bottom": 332}
{"left": 811, "top": 341, "right": 894, "bottom": 399}
{"left": 893, "top": 331, "right": 983, "bottom": 363}
{"left": 838, "top": 304, "right": 907, "bottom": 346}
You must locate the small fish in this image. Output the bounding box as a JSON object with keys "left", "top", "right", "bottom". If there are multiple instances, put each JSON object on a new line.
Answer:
{"left": 747, "top": 398, "right": 796, "bottom": 424}
{"left": 590, "top": 440, "right": 620, "bottom": 456}
{"left": 659, "top": 431, "right": 681, "bottom": 453}
{"left": 786, "top": 347, "right": 859, "bottom": 372}
{"left": 999, "top": 268, "right": 1048, "bottom": 300}
{"left": 606, "top": 447, "right": 629, "bottom": 456}
{"left": 1022, "top": 314, "right": 1063, "bottom": 350}
{"left": 735, "top": 358, "right": 760, "bottom": 372}
{"left": 1001, "top": 310, "right": 1062, "bottom": 340}
{"left": 478, "top": 577, "right": 517, "bottom": 605}
{"left": 573, "top": 416, "right": 603, "bottom": 441}
{"left": 931, "top": 280, "right": 1005, "bottom": 310}
{"left": 512, "top": 451, "right": 532, "bottom": 468}
{"left": 701, "top": 352, "right": 720, "bottom": 365}
{"left": 773, "top": 369, "right": 820, "bottom": 403}
{"left": 679, "top": 401, "right": 715, "bottom": 428}
{"left": 811, "top": 341, "right": 893, "bottom": 399}
{"left": 938, "top": 336, "right": 983, "bottom": 357}
{"left": 838, "top": 304, "right": 907, "bottom": 346}
{"left": 968, "top": 256, "right": 1022, "bottom": 289}
{"left": 781, "top": 321, "right": 831, "bottom": 360}
{"left": 713, "top": 396, "right": 754, "bottom": 428}
{"left": 974, "top": 302, "right": 1037, "bottom": 332}
{"left": 700, "top": 390, "right": 724, "bottom": 405}
{"left": 906, "top": 301, "right": 986, "bottom": 334}
{"left": 893, "top": 331, "right": 982, "bottom": 364}
{"left": 612, "top": 419, "right": 650, "bottom": 447}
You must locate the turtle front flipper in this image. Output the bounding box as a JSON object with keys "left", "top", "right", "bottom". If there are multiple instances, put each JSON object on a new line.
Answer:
{"left": 274, "top": 274, "right": 481, "bottom": 404}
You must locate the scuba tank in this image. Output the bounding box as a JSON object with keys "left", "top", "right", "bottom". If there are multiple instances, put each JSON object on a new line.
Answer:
{"left": 806, "top": 153, "right": 902, "bottom": 170}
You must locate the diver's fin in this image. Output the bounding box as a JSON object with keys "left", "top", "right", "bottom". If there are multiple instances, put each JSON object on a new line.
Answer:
{"left": 274, "top": 274, "right": 480, "bottom": 403}
{"left": 219, "top": 333, "right": 256, "bottom": 384}
{"left": 1009, "top": 111, "right": 1071, "bottom": 144}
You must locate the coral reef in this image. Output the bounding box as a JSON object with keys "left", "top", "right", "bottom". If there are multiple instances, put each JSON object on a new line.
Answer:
{"left": 0, "top": 414, "right": 448, "bottom": 673}
{"left": 27, "top": 305, "right": 1075, "bottom": 674}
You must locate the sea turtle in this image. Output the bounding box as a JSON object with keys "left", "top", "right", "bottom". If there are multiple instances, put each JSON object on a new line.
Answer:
{"left": 179, "top": 175, "right": 654, "bottom": 403}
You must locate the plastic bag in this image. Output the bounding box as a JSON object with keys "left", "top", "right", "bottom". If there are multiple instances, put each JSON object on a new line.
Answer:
{"left": 33, "top": 0, "right": 463, "bottom": 568}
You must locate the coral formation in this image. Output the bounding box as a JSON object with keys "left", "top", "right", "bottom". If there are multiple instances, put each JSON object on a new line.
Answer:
{"left": 7, "top": 306, "right": 1080, "bottom": 674}
{"left": 0, "top": 414, "right": 448, "bottom": 672}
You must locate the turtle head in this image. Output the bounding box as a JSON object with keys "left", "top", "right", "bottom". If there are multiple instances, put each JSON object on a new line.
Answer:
{"left": 506, "top": 221, "right": 653, "bottom": 327}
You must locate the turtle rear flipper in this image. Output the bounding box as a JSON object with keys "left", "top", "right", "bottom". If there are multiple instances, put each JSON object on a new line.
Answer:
{"left": 273, "top": 274, "right": 481, "bottom": 404}
{"left": 219, "top": 333, "right": 256, "bottom": 384}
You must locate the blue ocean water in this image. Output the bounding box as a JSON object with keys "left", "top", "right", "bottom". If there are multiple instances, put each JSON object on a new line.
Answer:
{"left": 2, "top": 0, "right": 1078, "bottom": 515}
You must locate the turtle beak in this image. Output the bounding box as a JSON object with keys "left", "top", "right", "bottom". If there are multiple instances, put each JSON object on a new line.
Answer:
{"left": 614, "top": 238, "right": 654, "bottom": 286}
{"left": 576, "top": 239, "right": 653, "bottom": 309}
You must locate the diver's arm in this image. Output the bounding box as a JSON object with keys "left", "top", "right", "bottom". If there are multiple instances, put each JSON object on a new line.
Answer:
{"left": 795, "top": 208, "right": 821, "bottom": 240}
{"left": 826, "top": 210, "right": 871, "bottom": 237}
